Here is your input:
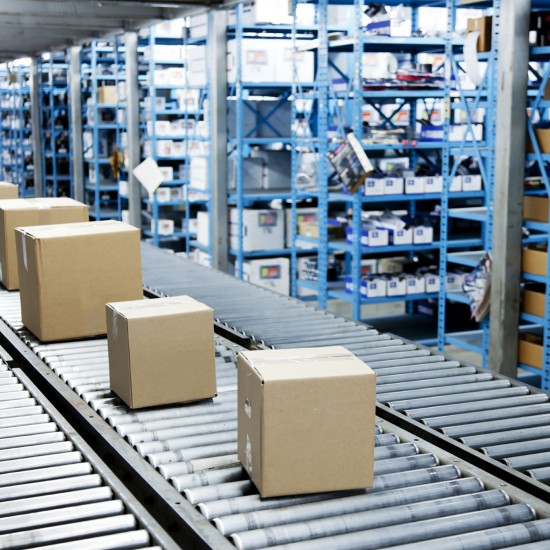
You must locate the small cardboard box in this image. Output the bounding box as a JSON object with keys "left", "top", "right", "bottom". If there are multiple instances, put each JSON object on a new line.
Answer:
{"left": 518, "top": 333, "right": 543, "bottom": 370}
{"left": 523, "top": 289, "right": 545, "bottom": 318}
{"left": 383, "top": 177, "right": 404, "bottom": 195}
{"left": 364, "top": 178, "right": 385, "bottom": 196}
{"left": 98, "top": 86, "right": 117, "bottom": 104}
{"left": 527, "top": 128, "right": 550, "bottom": 154}
{"left": 0, "top": 198, "right": 89, "bottom": 290}
{"left": 0, "top": 182, "right": 18, "bottom": 199}
{"left": 107, "top": 296, "right": 217, "bottom": 409}
{"left": 522, "top": 246, "right": 547, "bottom": 277}
{"left": 15, "top": 221, "right": 142, "bottom": 342}
{"left": 424, "top": 176, "right": 442, "bottom": 194}
{"left": 467, "top": 16, "right": 492, "bottom": 52}
{"left": 524, "top": 196, "right": 549, "bottom": 223}
{"left": 405, "top": 177, "right": 425, "bottom": 195}
{"left": 462, "top": 175, "right": 482, "bottom": 192}
{"left": 238, "top": 346, "right": 376, "bottom": 497}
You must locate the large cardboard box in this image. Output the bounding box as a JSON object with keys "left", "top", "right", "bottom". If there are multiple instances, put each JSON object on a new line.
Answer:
{"left": 518, "top": 333, "right": 543, "bottom": 370}
{"left": 0, "top": 182, "right": 18, "bottom": 199}
{"left": 15, "top": 221, "right": 142, "bottom": 342}
{"left": 527, "top": 128, "right": 550, "bottom": 154}
{"left": 107, "top": 296, "right": 217, "bottom": 409}
{"left": 524, "top": 196, "right": 549, "bottom": 223}
{"left": 467, "top": 16, "right": 492, "bottom": 52}
{"left": 0, "top": 198, "right": 89, "bottom": 290}
{"left": 522, "top": 246, "right": 547, "bottom": 277}
{"left": 238, "top": 346, "right": 376, "bottom": 497}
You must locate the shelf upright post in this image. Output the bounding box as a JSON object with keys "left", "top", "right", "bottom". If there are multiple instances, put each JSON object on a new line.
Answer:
{"left": 290, "top": 0, "right": 299, "bottom": 298}
{"left": 92, "top": 42, "right": 101, "bottom": 220}
{"left": 209, "top": 9, "right": 229, "bottom": 272}
{"left": 30, "top": 56, "right": 43, "bottom": 197}
{"left": 69, "top": 46, "right": 84, "bottom": 203}
{"left": 437, "top": 0, "right": 455, "bottom": 352}
{"left": 317, "top": 0, "right": 329, "bottom": 310}
{"left": 488, "top": 0, "right": 531, "bottom": 379}
{"left": 125, "top": 31, "right": 141, "bottom": 230}
{"left": 235, "top": 3, "right": 244, "bottom": 279}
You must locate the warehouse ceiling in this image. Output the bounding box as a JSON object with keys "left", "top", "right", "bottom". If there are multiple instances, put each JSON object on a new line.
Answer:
{"left": 0, "top": 0, "right": 224, "bottom": 62}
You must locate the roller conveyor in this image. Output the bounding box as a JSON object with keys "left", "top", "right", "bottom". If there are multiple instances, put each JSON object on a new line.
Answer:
{"left": 0, "top": 312, "right": 550, "bottom": 550}
{"left": 140, "top": 245, "right": 550, "bottom": 488}
{"left": 0, "top": 356, "right": 176, "bottom": 549}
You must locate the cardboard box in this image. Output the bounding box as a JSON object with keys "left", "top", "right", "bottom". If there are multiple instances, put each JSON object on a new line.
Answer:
{"left": 229, "top": 208, "right": 284, "bottom": 252}
{"left": 243, "top": 257, "right": 289, "bottom": 295}
{"left": 107, "top": 296, "right": 217, "bottom": 409}
{"left": 518, "top": 333, "right": 543, "bottom": 370}
{"left": 467, "top": 16, "right": 492, "bottom": 52}
{"left": 523, "top": 289, "right": 545, "bottom": 318}
{"left": 387, "top": 275, "right": 407, "bottom": 297}
{"left": 462, "top": 175, "right": 482, "bottom": 192}
{"left": 0, "top": 182, "right": 18, "bottom": 199}
{"left": 413, "top": 226, "right": 434, "bottom": 244}
{"left": 524, "top": 196, "right": 549, "bottom": 223}
{"left": 285, "top": 208, "right": 318, "bottom": 249}
{"left": 405, "top": 177, "right": 425, "bottom": 195}
{"left": 406, "top": 275, "right": 426, "bottom": 295}
{"left": 424, "top": 176, "right": 442, "bottom": 194}
{"left": 383, "top": 177, "right": 404, "bottom": 195}
{"left": 527, "top": 129, "right": 550, "bottom": 154}
{"left": 425, "top": 273, "right": 440, "bottom": 293}
{"left": 15, "top": 221, "right": 142, "bottom": 342}
{"left": 522, "top": 246, "right": 547, "bottom": 277}
{"left": 237, "top": 347, "right": 376, "bottom": 497}
{"left": 0, "top": 198, "right": 89, "bottom": 290}
{"left": 364, "top": 178, "right": 385, "bottom": 196}
{"left": 152, "top": 218, "right": 174, "bottom": 236}
{"left": 197, "top": 211, "right": 209, "bottom": 247}
{"left": 98, "top": 86, "right": 117, "bottom": 104}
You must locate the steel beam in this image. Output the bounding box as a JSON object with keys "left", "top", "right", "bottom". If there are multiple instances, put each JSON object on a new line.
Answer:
{"left": 29, "top": 57, "right": 43, "bottom": 198}
{"left": 125, "top": 32, "right": 142, "bottom": 230}
{"left": 209, "top": 9, "right": 229, "bottom": 272}
{"left": 489, "top": 0, "right": 531, "bottom": 377}
{"left": 69, "top": 46, "right": 84, "bottom": 203}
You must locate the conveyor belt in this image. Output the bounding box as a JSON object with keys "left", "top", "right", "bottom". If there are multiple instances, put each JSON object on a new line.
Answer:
{"left": 0, "top": 355, "right": 175, "bottom": 549}
{"left": 141, "top": 244, "right": 550, "bottom": 492}
{"left": 1, "top": 305, "right": 550, "bottom": 549}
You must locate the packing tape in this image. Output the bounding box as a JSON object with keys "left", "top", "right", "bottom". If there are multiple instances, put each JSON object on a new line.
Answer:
{"left": 21, "top": 233, "right": 27, "bottom": 272}
{"left": 245, "top": 352, "right": 358, "bottom": 367}
{"left": 464, "top": 31, "right": 486, "bottom": 87}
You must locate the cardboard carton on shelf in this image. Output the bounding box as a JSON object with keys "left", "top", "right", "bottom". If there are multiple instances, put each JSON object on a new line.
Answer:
{"left": 97, "top": 86, "right": 117, "bottom": 104}
{"left": 237, "top": 346, "right": 376, "bottom": 498}
{"left": 243, "top": 257, "right": 290, "bottom": 296}
{"left": 107, "top": 295, "right": 217, "bottom": 409}
{"left": 15, "top": 220, "right": 142, "bottom": 342}
{"left": 229, "top": 208, "right": 284, "bottom": 252}
{"left": 0, "top": 182, "right": 18, "bottom": 199}
{"left": 466, "top": 16, "right": 492, "bottom": 53}
{"left": 523, "top": 288, "right": 545, "bottom": 319}
{"left": 518, "top": 332, "right": 543, "bottom": 370}
{"left": 523, "top": 196, "right": 549, "bottom": 223}
{"left": 522, "top": 245, "right": 547, "bottom": 277}
{"left": 0, "top": 197, "right": 89, "bottom": 290}
{"left": 527, "top": 128, "right": 550, "bottom": 155}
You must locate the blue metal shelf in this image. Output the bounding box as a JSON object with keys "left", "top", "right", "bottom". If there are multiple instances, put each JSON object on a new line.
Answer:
{"left": 329, "top": 191, "right": 485, "bottom": 203}
{"left": 328, "top": 289, "right": 439, "bottom": 305}
{"left": 328, "top": 238, "right": 484, "bottom": 255}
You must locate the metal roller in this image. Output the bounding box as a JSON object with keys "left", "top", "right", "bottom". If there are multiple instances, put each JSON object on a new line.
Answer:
{"left": 442, "top": 414, "right": 550, "bottom": 439}
{"left": 213, "top": 477, "right": 484, "bottom": 536}
{"left": 263, "top": 504, "right": 535, "bottom": 550}
{"left": 230, "top": 491, "right": 510, "bottom": 550}
{"left": 504, "top": 452, "right": 550, "bottom": 472}
{"left": 482, "top": 439, "right": 550, "bottom": 460}
{"left": 389, "top": 518, "right": 550, "bottom": 549}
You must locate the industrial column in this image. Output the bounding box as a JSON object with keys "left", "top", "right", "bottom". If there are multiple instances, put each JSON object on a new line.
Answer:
{"left": 69, "top": 46, "right": 84, "bottom": 203}
{"left": 29, "top": 57, "right": 43, "bottom": 197}
{"left": 489, "top": 0, "right": 531, "bottom": 376}
{"left": 209, "top": 9, "right": 229, "bottom": 272}
{"left": 125, "top": 31, "right": 142, "bottom": 229}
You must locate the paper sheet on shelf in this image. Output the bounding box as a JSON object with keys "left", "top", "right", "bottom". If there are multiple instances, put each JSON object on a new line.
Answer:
{"left": 133, "top": 156, "right": 164, "bottom": 198}
{"left": 464, "top": 30, "right": 486, "bottom": 87}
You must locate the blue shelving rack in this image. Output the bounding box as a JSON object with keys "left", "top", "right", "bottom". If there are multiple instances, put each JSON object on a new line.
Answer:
{"left": 228, "top": 5, "right": 314, "bottom": 279}
{"left": 519, "top": 3, "right": 550, "bottom": 388}
{"left": 140, "top": 18, "right": 196, "bottom": 251}
{"left": 81, "top": 38, "right": 126, "bottom": 220}
{"left": 0, "top": 62, "right": 33, "bottom": 196}
{"left": 39, "top": 51, "right": 72, "bottom": 197}
{"left": 436, "top": 0, "right": 499, "bottom": 367}
{"left": 290, "top": 0, "right": 496, "bottom": 355}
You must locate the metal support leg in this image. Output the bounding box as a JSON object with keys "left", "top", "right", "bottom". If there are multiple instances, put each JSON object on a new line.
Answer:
{"left": 489, "top": 0, "right": 531, "bottom": 377}
{"left": 209, "top": 10, "right": 228, "bottom": 272}
{"left": 125, "top": 32, "right": 141, "bottom": 230}
{"left": 30, "top": 57, "right": 43, "bottom": 197}
{"left": 69, "top": 46, "right": 84, "bottom": 203}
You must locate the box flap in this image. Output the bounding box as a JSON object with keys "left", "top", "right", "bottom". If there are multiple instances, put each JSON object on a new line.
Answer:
{"left": 240, "top": 346, "right": 374, "bottom": 382}
{"left": 15, "top": 220, "right": 135, "bottom": 239}
{"left": 108, "top": 295, "right": 212, "bottom": 320}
